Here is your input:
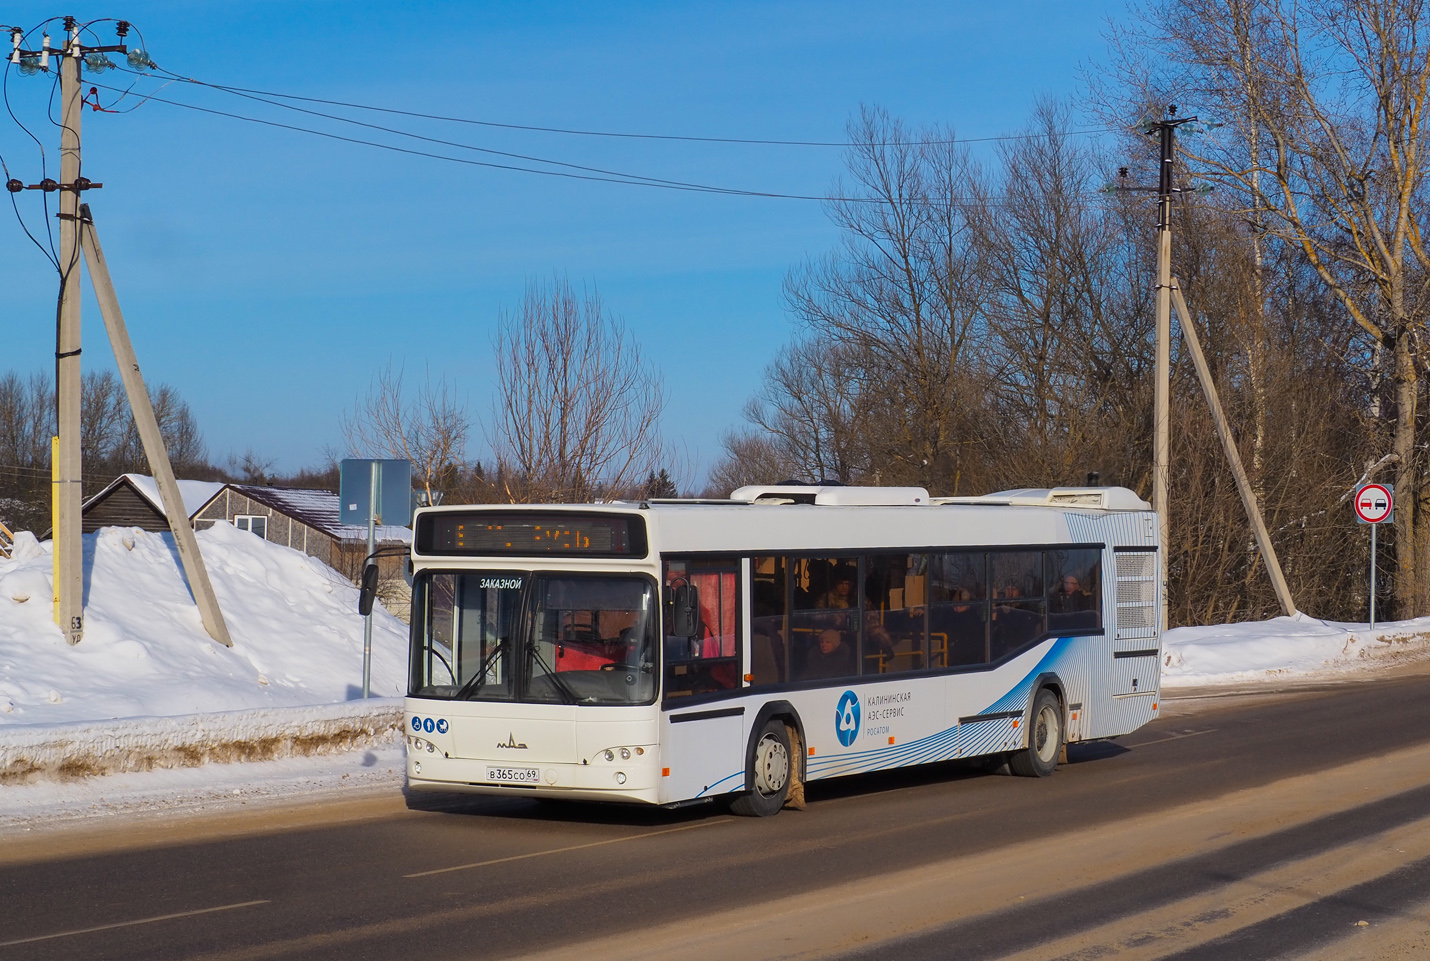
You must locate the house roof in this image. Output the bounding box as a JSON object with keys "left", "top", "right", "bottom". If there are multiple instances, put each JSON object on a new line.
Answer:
{"left": 82, "top": 473, "right": 228, "bottom": 519}
{"left": 227, "top": 484, "right": 412, "bottom": 544}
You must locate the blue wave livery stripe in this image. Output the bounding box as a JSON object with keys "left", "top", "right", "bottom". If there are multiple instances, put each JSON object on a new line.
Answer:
{"left": 696, "top": 635, "right": 1084, "bottom": 796}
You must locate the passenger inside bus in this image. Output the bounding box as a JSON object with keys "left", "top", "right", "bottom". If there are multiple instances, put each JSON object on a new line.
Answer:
{"left": 803, "top": 628, "right": 856, "bottom": 679}
{"left": 935, "top": 587, "right": 986, "bottom": 665}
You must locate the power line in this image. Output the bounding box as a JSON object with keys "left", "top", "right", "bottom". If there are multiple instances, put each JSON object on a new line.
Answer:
{"left": 86, "top": 79, "right": 1117, "bottom": 209}
{"left": 147, "top": 68, "right": 1119, "bottom": 149}
{"left": 164, "top": 76, "right": 805, "bottom": 194}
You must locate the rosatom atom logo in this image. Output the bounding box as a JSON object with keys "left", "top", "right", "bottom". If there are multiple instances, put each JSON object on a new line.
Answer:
{"left": 835, "top": 690, "right": 861, "bottom": 747}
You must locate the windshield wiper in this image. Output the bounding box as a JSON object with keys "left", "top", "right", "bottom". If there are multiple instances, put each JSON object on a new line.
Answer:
{"left": 453, "top": 641, "right": 506, "bottom": 700}
{"left": 529, "top": 643, "right": 579, "bottom": 704}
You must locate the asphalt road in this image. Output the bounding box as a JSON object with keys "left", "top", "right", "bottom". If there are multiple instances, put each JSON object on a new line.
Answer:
{"left": 5, "top": 673, "right": 1430, "bottom": 961}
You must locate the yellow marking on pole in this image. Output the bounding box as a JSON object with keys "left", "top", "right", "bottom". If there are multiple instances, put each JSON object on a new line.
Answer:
{"left": 51, "top": 434, "right": 60, "bottom": 625}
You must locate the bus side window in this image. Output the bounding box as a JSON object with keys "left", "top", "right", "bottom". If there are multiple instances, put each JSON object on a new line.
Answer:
{"left": 663, "top": 558, "right": 741, "bottom": 700}
{"left": 990, "top": 551, "right": 1045, "bottom": 661}
{"left": 1047, "top": 548, "right": 1102, "bottom": 633}
{"left": 929, "top": 552, "right": 988, "bottom": 667}
{"left": 863, "top": 554, "right": 926, "bottom": 675}
{"left": 750, "top": 556, "right": 787, "bottom": 686}
{"left": 789, "top": 557, "right": 859, "bottom": 682}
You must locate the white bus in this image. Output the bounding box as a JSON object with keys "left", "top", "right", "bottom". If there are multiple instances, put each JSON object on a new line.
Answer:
{"left": 401, "top": 484, "right": 1162, "bottom": 816}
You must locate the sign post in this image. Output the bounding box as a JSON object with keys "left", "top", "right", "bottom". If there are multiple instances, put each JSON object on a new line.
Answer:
{"left": 1354, "top": 483, "right": 1394, "bottom": 630}
{"left": 340, "top": 459, "right": 412, "bottom": 696}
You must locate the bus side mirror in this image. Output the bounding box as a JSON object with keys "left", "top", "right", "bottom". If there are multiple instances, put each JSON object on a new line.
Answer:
{"left": 670, "top": 582, "right": 701, "bottom": 637}
{"left": 358, "top": 563, "right": 380, "bottom": 616}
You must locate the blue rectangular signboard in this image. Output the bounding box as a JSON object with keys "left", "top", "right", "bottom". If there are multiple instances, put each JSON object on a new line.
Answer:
{"left": 339, "top": 459, "right": 413, "bottom": 527}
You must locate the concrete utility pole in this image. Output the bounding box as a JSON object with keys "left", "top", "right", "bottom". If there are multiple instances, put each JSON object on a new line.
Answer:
{"left": 79, "top": 205, "right": 233, "bottom": 646}
{"left": 1107, "top": 107, "right": 1296, "bottom": 622}
{"left": 1153, "top": 117, "right": 1175, "bottom": 623}
{"left": 1108, "top": 107, "right": 1197, "bottom": 631}
{"left": 55, "top": 17, "right": 84, "bottom": 644}
{"left": 1171, "top": 280, "right": 1297, "bottom": 618}
{"left": 9, "top": 20, "right": 231, "bottom": 646}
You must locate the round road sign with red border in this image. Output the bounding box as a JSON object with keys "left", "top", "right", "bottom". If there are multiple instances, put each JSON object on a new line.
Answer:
{"left": 1355, "top": 483, "right": 1394, "bottom": 524}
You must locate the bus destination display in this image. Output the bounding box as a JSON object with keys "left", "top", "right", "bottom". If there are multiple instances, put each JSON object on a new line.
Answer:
{"left": 419, "top": 512, "right": 647, "bottom": 557}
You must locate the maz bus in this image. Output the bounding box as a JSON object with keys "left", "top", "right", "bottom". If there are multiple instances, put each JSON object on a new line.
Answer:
{"left": 401, "top": 484, "right": 1162, "bottom": 816}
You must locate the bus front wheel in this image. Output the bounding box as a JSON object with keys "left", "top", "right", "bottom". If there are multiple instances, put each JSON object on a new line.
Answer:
{"left": 1009, "top": 689, "right": 1063, "bottom": 778}
{"left": 730, "top": 720, "right": 792, "bottom": 817}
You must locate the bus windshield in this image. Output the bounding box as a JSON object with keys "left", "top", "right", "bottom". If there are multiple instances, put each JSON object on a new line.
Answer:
{"left": 409, "top": 571, "right": 657, "bottom": 705}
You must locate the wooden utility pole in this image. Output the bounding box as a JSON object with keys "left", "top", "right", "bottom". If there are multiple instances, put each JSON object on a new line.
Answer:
{"left": 79, "top": 205, "right": 233, "bottom": 646}
{"left": 54, "top": 17, "right": 84, "bottom": 644}
{"left": 1171, "top": 281, "right": 1297, "bottom": 618}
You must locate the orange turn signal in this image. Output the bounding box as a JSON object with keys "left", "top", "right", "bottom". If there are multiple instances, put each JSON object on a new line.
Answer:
{"left": 661, "top": 767, "right": 670, "bottom": 777}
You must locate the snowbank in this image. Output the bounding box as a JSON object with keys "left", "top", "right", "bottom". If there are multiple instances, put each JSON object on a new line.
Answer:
{"left": 0, "top": 699, "right": 401, "bottom": 784}
{"left": 0, "top": 739, "right": 406, "bottom": 832}
{"left": 0, "top": 524, "right": 410, "bottom": 725}
{"left": 1162, "top": 613, "right": 1430, "bottom": 687}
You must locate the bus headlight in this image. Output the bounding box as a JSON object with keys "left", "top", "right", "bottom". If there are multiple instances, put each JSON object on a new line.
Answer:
{"left": 619, "top": 748, "right": 631, "bottom": 760}
{"left": 615, "top": 772, "right": 627, "bottom": 784}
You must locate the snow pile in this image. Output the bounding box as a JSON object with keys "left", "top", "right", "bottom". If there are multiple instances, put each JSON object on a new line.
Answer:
{"left": 1162, "top": 613, "right": 1430, "bottom": 687}
{"left": 0, "top": 523, "right": 409, "bottom": 726}
{"left": 0, "top": 699, "right": 401, "bottom": 784}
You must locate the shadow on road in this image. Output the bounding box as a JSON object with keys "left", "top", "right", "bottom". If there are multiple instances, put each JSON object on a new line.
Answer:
{"left": 401, "top": 739, "right": 1131, "bottom": 825}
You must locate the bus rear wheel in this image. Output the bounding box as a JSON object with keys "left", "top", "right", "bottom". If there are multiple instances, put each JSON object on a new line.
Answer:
{"left": 1009, "top": 689, "right": 1062, "bottom": 778}
{"left": 730, "top": 720, "right": 792, "bottom": 817}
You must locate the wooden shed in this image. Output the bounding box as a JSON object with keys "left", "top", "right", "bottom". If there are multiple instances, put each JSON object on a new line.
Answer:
{"left": 74, "top": 474, "right": 226, "bottom": 535}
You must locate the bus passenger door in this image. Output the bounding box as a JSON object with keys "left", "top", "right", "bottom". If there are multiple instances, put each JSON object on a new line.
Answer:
{"left": 661, "top": 556, "right": 747, "bottom": 802}
{"left": 663, "top": 710, "right": 745, "bottom": 802}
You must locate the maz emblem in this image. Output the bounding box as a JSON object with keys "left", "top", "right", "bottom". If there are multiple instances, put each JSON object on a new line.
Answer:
{"left": 497, "top": 733, "right": 529, "bottom": 749}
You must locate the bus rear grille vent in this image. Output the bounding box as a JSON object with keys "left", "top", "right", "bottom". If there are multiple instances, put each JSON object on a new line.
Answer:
{"left": 1114, "top": 550, "right": 1157, "bottom": 635}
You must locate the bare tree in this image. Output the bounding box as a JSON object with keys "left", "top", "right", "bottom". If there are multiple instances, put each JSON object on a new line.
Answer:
{"left": 740, "top": 336, "right": 874, "bottom": 485}
{"left": 704, "top": 431, "right": 801, "bottom": 496}
{"left": 490, "top": 276, "right": 667, "bottom": 503}
{"left": 785, "top": 106, "right": 995, "bottom": 489}
{"left": 1105, "top": 0, "right": 1430, "bottom": 613}
{"left": 342, "top": 364, "right": 469, "bottom": 503}
{"left": 229, "top": 449, "right": 276, "bottom": 485}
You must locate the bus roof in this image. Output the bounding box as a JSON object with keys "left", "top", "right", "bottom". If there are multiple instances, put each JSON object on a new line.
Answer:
{"left": 410, "top": 486, "right": 1154, "bottom": 560}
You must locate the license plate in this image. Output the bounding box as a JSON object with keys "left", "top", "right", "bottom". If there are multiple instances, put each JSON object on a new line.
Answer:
{"left": 485, "top": 765, "right": 540, "bottom": 785}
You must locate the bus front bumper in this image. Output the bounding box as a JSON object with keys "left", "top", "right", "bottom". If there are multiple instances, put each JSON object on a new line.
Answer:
{"left": 405, "top": 748, "right": 663, "bottom": 805}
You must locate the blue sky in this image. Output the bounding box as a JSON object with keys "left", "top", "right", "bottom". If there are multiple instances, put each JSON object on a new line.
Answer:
{"left": 2, "top": 1, "right": 1126, "bottom": 485}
